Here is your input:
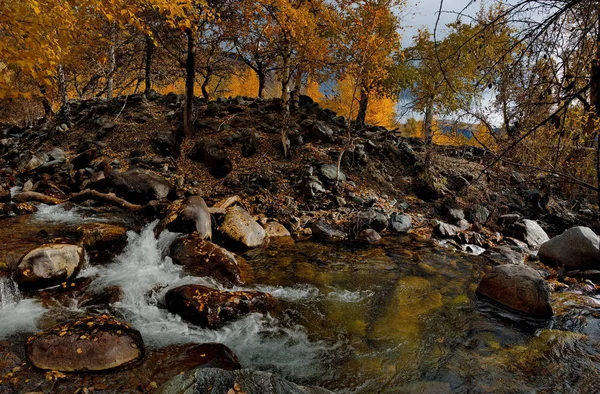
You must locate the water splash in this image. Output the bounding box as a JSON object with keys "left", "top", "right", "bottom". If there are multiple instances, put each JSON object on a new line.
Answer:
{"left": 33, "top": 204, "right": 108, "bottom": 224}
{"left": 0, "top": 277, "right": 45, "bottom": 339}
{"left": 91, "top": 221, "right": 336, "bottom": 381}
{"left": 327, "top": 288, "right": 374, "bottom": 303}
{"left": 250, "top": 284, "right": 320, "bottom": 302}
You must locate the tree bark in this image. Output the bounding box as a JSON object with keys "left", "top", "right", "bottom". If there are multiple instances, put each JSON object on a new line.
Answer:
{"left": 356, "top": 85, "right": 369, "bottom": 128}
{"left": 184, "top": 28, "right": 196, "bottom": 136}
{"left": 39, "top": 84, "right": 54, "bottom": 117}
{"left": 424, "top": 98, "right": 434, "bottom": 144}
{"left": 201, "top": 72, "right": 211, "bottom": 100}
{"left": 57, "top": 64, "right": 71, "bottom": 125}
{"left": 257, "top": 69, "right": 266, "bottom": 99}
{"left": 144, "top": 34, "right": 154, "bottom": 95}
{"left": 107, "top": 23, "right": 116, "bottom": 100}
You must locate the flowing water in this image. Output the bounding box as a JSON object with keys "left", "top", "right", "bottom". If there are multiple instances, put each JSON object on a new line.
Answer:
{"left": 1, "top": 208, "right": 600, "bottom": 393}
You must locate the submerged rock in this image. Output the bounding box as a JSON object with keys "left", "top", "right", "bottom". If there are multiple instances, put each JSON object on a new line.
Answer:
{"left": 476, "top": 264, "right": 553, "bottom": 318}
{"left": 165, "top": 285, "right": 276, "bottom": 328}
{"left": 538, "top": 226, "right": 600, "bottom": 271}
{"left": 156, "top": 367, "right": 334, "bottom": 394}
{"left": 170, "top": 234, "right": 247, "bottom": 286}
{"left": 15, "top": 244, "right": 85, "bottom": 290}
{"left": 27, "top": 315, "right": 144, "bottom": 372}
{"left": 219, "top": 206, "right": 268, "bottom": 248}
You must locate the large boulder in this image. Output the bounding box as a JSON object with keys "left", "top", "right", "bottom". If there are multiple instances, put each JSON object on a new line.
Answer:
{"left": 156, "top": 368, "right": 334, "bottom": 394}
{"left": 27, "top": 315, "right": 144, "bottom": 372}
{"left": 15, "top": 244, "right": 85, "bottom": 290}
{"left": 107, "top": 167, "right": 172, "bottom": 204}
{"left": 170, "top": 234, "right": 247, "bottom": 286}
{"left": 77, "top": 223, "right": 128, "bottom": 265}
{"left": 219, "top": 206, "right": 268, "bottom": 248}
{"left": 160, "top": 196, "right": 212, "bottom": 239}
{"left": 165, "top": 285, "right": 276, "bottom": 328}
{"left": 476, "top": 264, "right": 553, "bottom": 318}
{"left": 538, "top": 226, "right": 600, "bottom": 271}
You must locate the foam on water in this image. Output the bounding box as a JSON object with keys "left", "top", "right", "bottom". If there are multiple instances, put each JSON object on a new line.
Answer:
{"left": 9, "top": 186, "right": 21, "bottom": 197}
{"left": 0, "top": 278, "right": 46, "bottom": 339}
{"left": 250, "top": 284, "right": 320, "bottom": 302}
{"left": 327, "top": 288, "right": 374, "bottom": 303}
{"left": 90, "top": 221, "right": 336, "bottom": 380}
{"left": 33, "top": 203, "right": 111, "bottom": 224}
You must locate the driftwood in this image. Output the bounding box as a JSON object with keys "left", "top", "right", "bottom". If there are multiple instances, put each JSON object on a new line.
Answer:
{"left": 212, "top": 195, "right": 241, "bottom": 209}
{"left": 12, "top": 191, "right": 63, "bottom": 205}
{"left": 11, "top": 189, "right": 143, "bottom": 210}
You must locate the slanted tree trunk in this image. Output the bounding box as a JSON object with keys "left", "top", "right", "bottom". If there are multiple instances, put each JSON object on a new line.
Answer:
{"left": 201, "top": 70, "right": 211, "bottom": 100}
{"left": 184, "top": 28, "right": 196, "bottom": 136}
{"left": 144, "top": 34, "right": 154, "bottom": 95}
{"left": 107, "top": 23, "right": 116, "bottom": 100}
{"left": 356, "top": 85, "right": 369, "bottom": 128}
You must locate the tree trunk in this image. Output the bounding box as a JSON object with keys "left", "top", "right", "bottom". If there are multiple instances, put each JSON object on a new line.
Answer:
{"left": 257, "top": 70, "right": 266, "bottom": 99}
{"left": 107, "top": 23, "right": 116, "bottom": 100}
{"left": 280, "top": 51, "right": 291, "bottom": 158}
{"left": 592, "top": 18, "right": 600, "bottom": 227}
{"left": 356, "top": 85, "right": 369, "bottom": 128}
{"left": 57, "top": 64, "right": 71, "bottom": 125}
{"left": 39, "top": 84, "right": 54, "bottom": 117}
{"left": 201, "top": 72, "right": 211, "bottom": 100}
{"left": 184, "top": 28, "right": 195, "bottom": 136}
{"left": 144, "top": 34, "right": 154, "bottom": 95}
{"left": 424, "top": 99, "right": 434, "bottom": 144}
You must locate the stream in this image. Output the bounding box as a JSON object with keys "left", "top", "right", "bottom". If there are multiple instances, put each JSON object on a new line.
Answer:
{"left": 1, "top": 205, "right": 600, "bottom": 393}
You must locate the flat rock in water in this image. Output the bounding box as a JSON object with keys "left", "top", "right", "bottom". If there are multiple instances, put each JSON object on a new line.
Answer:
{"left": 15, "top": 244, "right": 85, "bottom": 290}
{"left": 219, "top": 206, "right": 268, "bottom": 248}
{"left": 165, "top": 285, "right": 276, "bottom": 328}
{"left": 27, "top": 315, "right": 144, "bottom": 372}
{"left": 156, "top": 367, "right": 334, "bottom": 394}
{"left": 476, "top": 264, "right": 553, "bottom": 318}
{"left": 170, "top": 233, "right": 247, "bottom": 286}
{"left": 538, "top": 226, "right": 600, "bottom": 271}
{"left": 357, "top": 229, "right": 381, "bottom": 244}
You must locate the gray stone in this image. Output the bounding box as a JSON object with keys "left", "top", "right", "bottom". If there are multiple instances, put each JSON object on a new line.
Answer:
{"left": 481, "top": 246, "right": 524, "bottom": 265}
{"left": 434, "top": 221, "right": 460, "bottom": 238}
{"left": 357, "top": 229, "right": 381, "bottom": 244}
{"left": 456, "top": 219, "right": 470, "bottom": 231}
{"left": 320, "top": 164, "right": 346, "bottom": 182}
{"left": 447, "top": 207, "right": 465, "bottom": 221}
{"left": 469, "top": 205, "right": 490, "bottom": 224}
{"left": 352, "top": 209, "right": 388, "bottom": 232}
{"left": 311, "top": 218, "right": 347, "bottom": 242}
{"left": 390, "top": 213, "right": 412, "bottom": 233}
{"left": 538, "top": 226, "right": 600, "bottom": 271}
{"left": 477, "top": 264, "right": 553, "bottom": 318}
{"left": 156, "top": 368, "right": 334, "bottom": 394}
{"left": 108, "top": 167, "right": 172, "bottom": 204}
{"left": 519, "top": 219, "right": 549, "bottom": 248}
{"left": 497, "top": 214, "right": 520, "bottom": 227}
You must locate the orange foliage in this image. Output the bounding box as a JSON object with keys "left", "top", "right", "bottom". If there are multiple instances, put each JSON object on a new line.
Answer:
{"left": 226, "top": 69, "right": 260, "bottom": 98}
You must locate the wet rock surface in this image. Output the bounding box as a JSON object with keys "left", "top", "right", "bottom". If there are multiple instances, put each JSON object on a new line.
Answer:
{"left": 165, "top": 285, "right": 276, "bottom": 328}
{"left": 311, "top": 218, "right": 347, "bottom": 242}
{"left": 15, "top": 243, "right": 85, "bottom": 290}
{"left": 170, "top": 233, "right": 247, "bottom": 286}
{"left": 27, "top": 315, "right": 144, "bottom": 372}
{"left": 156, "top": 367, "right": 335, "bottom": 394}
{"left": 477, "top": 264, "right": 553, "bottom": 318}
